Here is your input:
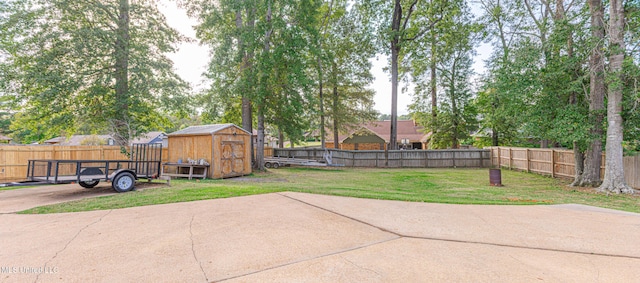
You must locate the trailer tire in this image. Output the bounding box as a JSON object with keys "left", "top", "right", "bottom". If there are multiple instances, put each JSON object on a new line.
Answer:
{"left": 265, "top": 162, "right": 272, "bottom": 168}
{"left": 112, "top": 172, "right": 136, "bottom": 193}
{"left": 272, "top": 162, "right": 280, "bottom": 169}
{"left": 79, "top": 180, "right": 99, "bottom": 188}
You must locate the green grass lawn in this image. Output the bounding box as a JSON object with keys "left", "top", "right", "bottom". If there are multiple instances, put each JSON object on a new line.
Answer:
{"left": 18, "top": 167, "right": 640, "bottom": 214}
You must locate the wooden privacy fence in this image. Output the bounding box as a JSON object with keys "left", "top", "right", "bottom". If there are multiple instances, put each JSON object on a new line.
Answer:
{"left": 0, "top": 145, "right": 169, "bottom": 182}
{"left": 254, "top": 147, "right": 274, "bottom": 158}
{"left": 488, "top": 146, "right": 640, "bottom": 189}
{"left": 0, "top": 145, "right": 282, "bottom": 182}
{"left": 273, "top": 148, "right": 491, "bottom": 168}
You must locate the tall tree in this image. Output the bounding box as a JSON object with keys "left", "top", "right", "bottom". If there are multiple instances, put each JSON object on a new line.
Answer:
{"left": 433, "top": 8, "right": 480, "bottom": 148}
{"left": 622, "top": 0, "right": 640, "bottom": 154}
{"left": 314, "top": 0, "right": 334, "bottom": 149}
{"left": 1, "top": 0, "right": 190, "bottom": 144}
{"left": 573, "top": 0, "right": 606, "bottom": 187}
{"left": 599, "top": 0, "right": 633, "bottom": 193}
{"left": 186, "top": 0, "right": 256, "bottom": 130}
{"left": 363, "top": 0, "right": 449, "bottom": 149}
{"left": 409, "top": 0, "right": 480, "bottom": 149}
{"left": 113, "top": 0, "right": 131, "bottom": 145}
{"left": 477, "top": 0, "right": 528, "bottom": 146}
{"left": 321, "top": 2, "right": 377, "bottom": 148}
{"left": 191, "top": 0, "right": 320, "bottom": 170}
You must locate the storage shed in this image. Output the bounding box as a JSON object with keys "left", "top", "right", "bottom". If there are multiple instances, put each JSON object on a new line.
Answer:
{"left": 167, "top": 124, "right": 252, "bottom": 179}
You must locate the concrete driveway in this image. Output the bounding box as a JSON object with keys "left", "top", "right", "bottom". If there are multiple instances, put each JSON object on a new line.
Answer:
{"left": 1, "top": 191, "right": 640, "bottom": 282}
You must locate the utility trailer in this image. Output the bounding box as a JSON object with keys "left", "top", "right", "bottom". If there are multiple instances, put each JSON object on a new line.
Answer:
{"left": 20, "top": 143, "right": 162, "bottom": 193}
{"left": 263, "top": 157, "right": 328, "bottom": 169}
{"left": 264, "top": 150, "right": 344, "bottom": 169}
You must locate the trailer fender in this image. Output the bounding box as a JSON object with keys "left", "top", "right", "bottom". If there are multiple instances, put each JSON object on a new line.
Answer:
{"left": 110, "top": 169, "right": 138, "bottom": 180}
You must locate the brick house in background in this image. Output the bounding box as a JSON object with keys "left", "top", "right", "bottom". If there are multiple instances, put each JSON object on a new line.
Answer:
{"left": 326, "top": 120, "right": 431, "bottom": 150}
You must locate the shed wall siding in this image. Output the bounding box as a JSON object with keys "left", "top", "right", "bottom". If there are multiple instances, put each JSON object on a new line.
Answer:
{"left": 168, "top": 135, "right": 213, "bottom": 177}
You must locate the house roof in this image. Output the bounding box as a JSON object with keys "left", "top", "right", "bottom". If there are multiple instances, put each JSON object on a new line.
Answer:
{"left": 44, "top": 135, "right": 113, "bottom": 146}
{"left": 333, "top": 120, "right": 431, "bottom": 143}
{"left": 0, "top": 134, "right": 11, "bottom": 141}
{"left": 169, "top": 124, "right": 250, "bottom": 136}
{"left": 342, "top": 128, "right": 386, "bottom": 144}
{"left": 131, "top": 131, "right": 165, "bottom": 144}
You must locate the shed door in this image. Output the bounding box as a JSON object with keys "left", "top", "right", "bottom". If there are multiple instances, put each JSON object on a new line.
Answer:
{"left": 221, "top": 141, "right": 245, "bottom": 178}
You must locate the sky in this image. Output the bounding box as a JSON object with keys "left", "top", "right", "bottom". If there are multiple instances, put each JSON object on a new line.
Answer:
{"left": 157, "top": 2, "right": 491, "bottom": 116}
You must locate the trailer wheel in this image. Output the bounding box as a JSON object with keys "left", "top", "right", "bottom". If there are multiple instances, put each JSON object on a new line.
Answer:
{"left": 79, "top": 180, "right": 99, "bottom": 188}
{"left": 272, "top": 162, "right": 280, "bottom": 169}
{"left": 112, "top": 172, "right": 135, "bottom": 193}
{"left": 265, "top": 162, "right": 272, "bottom": 168}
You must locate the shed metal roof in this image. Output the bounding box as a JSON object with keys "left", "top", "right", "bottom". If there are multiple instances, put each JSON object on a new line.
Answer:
{"left": 168, "top": 124, "right": 250, "bottom": 136}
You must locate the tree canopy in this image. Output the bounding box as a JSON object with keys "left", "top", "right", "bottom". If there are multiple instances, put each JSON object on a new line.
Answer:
{"left": 0, "top": 0, "right": 191, "bottom": 144}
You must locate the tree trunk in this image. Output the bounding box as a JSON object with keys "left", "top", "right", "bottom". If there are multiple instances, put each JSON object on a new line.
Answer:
{"left": 389, "top": 0, "right": 401, "bottom": 150}
{"left": 332, "top": 62, "right": 339, "bottom": 149}
{"left": 278, "top": 129, "right": 284, "bottom": 149}
{"left": 255, "top": 0, "right": 272, "bottom": 172}
{"left": 318, "top": 64, "right": 326, "bottom": 149}
{"left": 256, "top": 106, "right": 265, "bottom": 171}
{"left": 237, "top": 8, "right": 255, "bottom": 168}
{"left": 236, "top": 6, "right": 257, "bottom": 167}
{"left": 492, "top": 128, "right": 498, "bottom": 146}
{"left": 450, "top": 59, "right": 458, "bottom": 149}
{"left": 113, "top": 0, "right": 130, "bottom": 146}
{"left": 317, "top": 0, "right": 334, "bottom": 149}
{"left": 598, "top": 0, "right": 633, "bottom": 194}
{"left": 430, "top": 33, "right": 437, "bottom": 125}
{"left": 541, "top": 140, "right": 549, "bottom": 148}
{"left": 577, "top": 0, "right": 605, "bottom": 187}
{"left": 571, "top": 141, "right": 585, "bottom": 186}
{"left": 333, "top": 121, "right": 339, "bottom": 149}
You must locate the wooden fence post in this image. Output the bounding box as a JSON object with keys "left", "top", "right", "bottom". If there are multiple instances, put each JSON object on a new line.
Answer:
{"left": 508, "top": 148, "right": 512, "bottom": 169}
{"left": 526, "top": 148, "right": 530, "bottom": 173}
{"left": 551, "top": 149, "right": 555, "bottom": 178}
{"left": 496, "top": 147, "right": 501, "bottom": 168}
{"left": 423, "top": 151, "right": 427, "bottom": 168}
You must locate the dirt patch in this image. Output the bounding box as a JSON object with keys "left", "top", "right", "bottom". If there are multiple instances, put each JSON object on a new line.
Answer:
{"left": 0, "top": 181, "right": 168, "bottom": 213}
